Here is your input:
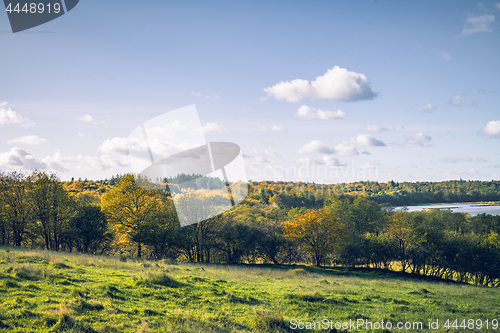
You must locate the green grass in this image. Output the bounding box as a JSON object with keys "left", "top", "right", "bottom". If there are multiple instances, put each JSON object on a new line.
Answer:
{"left": 0, "top": 246, "right": 499, "bottom": 332}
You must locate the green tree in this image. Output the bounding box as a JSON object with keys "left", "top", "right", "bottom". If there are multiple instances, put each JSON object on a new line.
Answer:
{"left": 0, "top": 172, "right": 32, "bottom": 247}
{"left": 69, "top": 205, "right": 110, "bottom": 253}
{"left": 28, "top": 171, "right": 73, "bottom": 251}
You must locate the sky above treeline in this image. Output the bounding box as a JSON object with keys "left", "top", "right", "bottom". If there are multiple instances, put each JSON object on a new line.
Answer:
{"left": 1, "top": 0, "right": 499, "bottom": 184}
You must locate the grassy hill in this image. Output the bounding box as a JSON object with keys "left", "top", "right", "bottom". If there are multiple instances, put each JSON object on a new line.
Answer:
{"left": 0, "top": 246, "right": 499, "bottom": 332}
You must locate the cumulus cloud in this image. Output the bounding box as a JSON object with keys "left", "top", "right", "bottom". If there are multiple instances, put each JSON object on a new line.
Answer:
{"left": 440, "top": 52, "right": 453, "bottom": 61}
{"left": 0, "top": 103, "right": 35, "bottom": 128}
{"left": 417, "top": 102, "right": 436, "bottom": 113}
{"left": 406, "top": 133, "right": 435, "bottom": 147}
{"left": 363, "top": 124, "right": 403, "bottom": 132}
{"left": 295, "top": 105, "right": 346, "bottom": 120}
{"left": 462, "top": 14, "right": 495, "bottom": 35}
{"left": 42, "top": 153, "right": 129, "bottom": 172}
{"left": 334, "top": 141, "right": 359, "bottom": 157}
{"left": 0, "top": 147, "right": 129, "bottom": 174}
{"left": 7, "top": 135, "right": 47, "bottom": 145}
{"left": 479, "top": 120, "right": 500, "bottom": 137}
{"left": 355, "top": 134, "right": 386, "bottom": 147}
{"left": 296, "top": 140, "right": 335, "bottom": 154}
{"left": 99, "top": 137, "right": 130, "bottom": 155}
{"left": 263, "top": 66, "right": 376, "bottom": 103}
{"left": 0, "top": 147, "right": 47, "bottom": 170}
{"left": 449, "top": 95, "right": 478, "bottom": 107}
{"left": 202, "top": 123, "right": 228, "bottom": 133}
{"left": 296, "top": 133, "right": 385, "bottom": 157}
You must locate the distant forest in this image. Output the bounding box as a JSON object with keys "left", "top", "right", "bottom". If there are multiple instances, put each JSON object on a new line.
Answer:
{"left": 1, "top": 171, "right": 500, "bottom": 286}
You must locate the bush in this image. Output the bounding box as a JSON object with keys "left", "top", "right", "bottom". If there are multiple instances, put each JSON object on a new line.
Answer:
{"left": 139, "top": 273, "right": 182, "bottom": 288}
{"left": 252, "top": 309, "right": 290, "bottom": 332}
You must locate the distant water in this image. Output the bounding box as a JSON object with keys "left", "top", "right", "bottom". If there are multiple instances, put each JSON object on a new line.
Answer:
{"left": 394, "top": 203, "right": 500, "bottom": 216}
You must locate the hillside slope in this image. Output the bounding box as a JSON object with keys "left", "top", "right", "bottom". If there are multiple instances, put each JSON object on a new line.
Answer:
{"left": 0, "top": 246, "right": 499, "bottom": 332}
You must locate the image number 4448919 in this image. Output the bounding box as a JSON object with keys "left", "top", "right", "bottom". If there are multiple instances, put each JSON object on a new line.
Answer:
{"left": 3, "top": 0, "right": 79, "bottom": 33}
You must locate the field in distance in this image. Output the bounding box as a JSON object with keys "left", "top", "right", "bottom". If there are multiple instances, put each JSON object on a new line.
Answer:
{"left": 0, "top": 246, "right": 499, "bottom": 332}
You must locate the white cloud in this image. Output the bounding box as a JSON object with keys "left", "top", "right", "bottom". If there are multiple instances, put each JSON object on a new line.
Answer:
{"left": 243, "top": 148, "right": 280, "bottom": 167}
{"left": 270, "top": 125, "right": 286, "bottom": 133}
{"left": 479, "top": 120, "right": 500, "bottom": 137}
{"left": 77, "top": 114, "right": 94, "bottom": 123}
{"left": 7, "top": 135, "right": 47, "bottom": 145}
{"left": 202, "top": 123, "right": 228, "bottom": 133}
{"left": 334, "top": 141, "right": 359, "bottom": 157}
{"left": 77, "top": 131, "right": 85, "bottom": 138}
{"left": 296, "top": 134, "right": 385, "bottom": 157}
{"left": 0, "top": 147, "right": 47, "bottom": 170}
{"left": 449, "top": 95, "right": 478, "bottom": 107}
{"left": 0, "top": 103, "right": 35, "bottom": 128}
{"left": 191, "top": 91, "right": 219, "bottom": 100}
{"left": 355, "top": 134, "right": 386, "bottom": 147}
{"left": 440, "top": 52, "right": 453, "bottom": 61}
{"left": 496, "top": 3, "right": 500, "bottom": 10}
{"left": 99, "top": 137, "right": 130, "bottom": 155}
{"left": 263, "top": 66, "right": 376, "bottom": 103}
{"left": 42, "top": 153, "right": 129, "bottom": 172}
{"left": 406, "top": 133, "right": 435, "bottom": 147}
{"left": 295, "top": 105, "right": 346, "bottom": 120}
{"left": 256, "top": 125, "right": 287, "bottom": 133}
{"left": 363, "top": 124, "right": 403, "bottom": 132}
{"left": 296, "top": 140, "right": 334, "bottom": 154}
{"left": 462, "top": 14, "right": 495, "bottom": 35}
{"left": 0, "top": 147, "right": 129, "bottom": 174}
{"left": 417, "top": 102, "right": 436, "bottom": 112}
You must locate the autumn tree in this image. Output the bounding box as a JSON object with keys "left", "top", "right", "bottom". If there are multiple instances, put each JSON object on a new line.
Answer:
{"left": 101, "top": 174, "right": 167, "bottom": 258}
{"left": 284, "top": 207, "right": 346, "bottom": 266}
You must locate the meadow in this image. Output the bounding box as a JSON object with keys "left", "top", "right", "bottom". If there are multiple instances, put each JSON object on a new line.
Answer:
{"left": 0, "top": 246, "right": 499, "bottom": 332}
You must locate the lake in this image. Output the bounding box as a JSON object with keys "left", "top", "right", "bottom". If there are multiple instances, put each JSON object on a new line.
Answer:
{"left": 394, "top": 203, "right": 500, "bottom": 216}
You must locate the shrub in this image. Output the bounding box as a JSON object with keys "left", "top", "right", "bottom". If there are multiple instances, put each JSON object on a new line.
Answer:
{"left": 252, "top": 309, "right": 290, "bottom": 332}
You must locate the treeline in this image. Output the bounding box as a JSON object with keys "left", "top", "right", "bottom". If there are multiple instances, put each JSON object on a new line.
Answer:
{"left": 0, "top": 172, "right": 111, "bottom": 253}
{"left": 1, "top": 171, "right": 500, "bottom": 286}
{"left": 247, "top": 179, "right": 500, "bottom": 207}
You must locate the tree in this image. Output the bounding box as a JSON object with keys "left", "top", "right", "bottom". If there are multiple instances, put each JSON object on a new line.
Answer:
{"left": 69, "top": 205, "right": 110, "bottom": 253}
{"left": 28, "top": 171, "right": 73, "bottom": 251}
{"left": 0, "top": 172, "right": 32, "bottom": 247}
{"left": 101, "top": 174, "right": 166, "bottom": 258}
{"left": 284, "top": 207, "right": 346, "bottom": 266}
{"left": 387, "top": 211, "right": 419, "bottom": 272}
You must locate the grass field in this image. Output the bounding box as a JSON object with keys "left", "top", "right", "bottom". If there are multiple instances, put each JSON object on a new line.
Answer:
{"left": 0, "top": 246, "right": 499, "bottom": 332}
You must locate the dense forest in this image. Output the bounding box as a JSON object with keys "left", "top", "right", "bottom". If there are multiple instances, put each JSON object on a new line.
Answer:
{"left": 1, "top": 171, "right": 500, "bottom": 286}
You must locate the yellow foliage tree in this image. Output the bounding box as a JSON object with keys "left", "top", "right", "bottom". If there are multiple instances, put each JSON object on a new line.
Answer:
{"left": 101, "top": 174, "right": 165, "bottom": 257}
{"left": 284, "top": 207, "right": 346, "bottom": 266}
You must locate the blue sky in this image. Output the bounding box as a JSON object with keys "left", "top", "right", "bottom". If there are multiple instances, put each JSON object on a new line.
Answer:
{"left": 1, "top": 0, "right": 499, "bottom": 183}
